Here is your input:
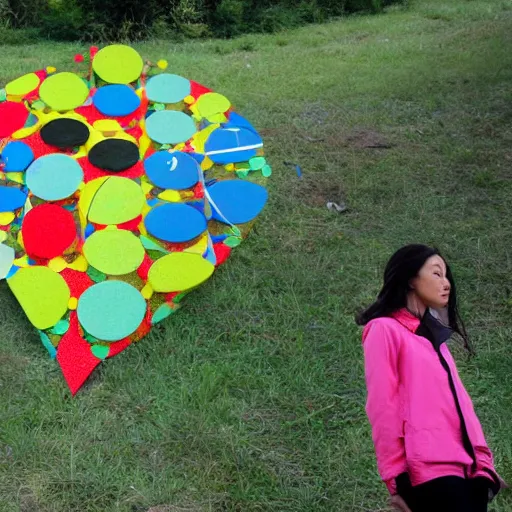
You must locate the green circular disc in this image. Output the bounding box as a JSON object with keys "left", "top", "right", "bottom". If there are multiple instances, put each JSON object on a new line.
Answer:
{"left": 93, "top": 45, "right": 144, "bottom": 85}
{"left": 39, "top": 72, "right": 89, "bottom": 111}
{"left": 5, "top": 73, "right": 40, "bottom": 97}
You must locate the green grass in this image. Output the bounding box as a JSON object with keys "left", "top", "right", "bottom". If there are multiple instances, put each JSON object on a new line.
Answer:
{"left": 1, "top": 0, "right": 512, "bottom": 510}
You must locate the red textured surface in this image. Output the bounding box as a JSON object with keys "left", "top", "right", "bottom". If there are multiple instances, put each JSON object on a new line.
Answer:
{"left": 193, "top": 182, "right": 204, "bottom": 199}
{"left": 137, "top": 252, "right": 153, "bottom": 281}
{"left": 190, "top": 81, "right": 212, "bottom": 100}
{"left": 165, "top": 292, "right": 179, "bottom": 302}
{"left": 22, "top": 204, "right": 77, "bottom": 259}
{"left": 79, "top": 157, "right": 144, "bottom": 182}
{"left": 162, "top": 241, "right": 185, "bottom": 253}
{"left": 107, "top": 337, "right": 132, "bottom": 358}
{"left": 60, "top": 268, "right": 93, "bottom": 298}
{"left": 22, "top": 131, "right": 69, "bottom": 159}
{"left": 133, "top": 306, "right": 152, "bottom": 340}
{"left": 180, "top": 142, "right": 195, "bottom": 153}
{"left": 213, "top": 243, "right": 231, "bottom": 266}
{"left": 0, "top": 102, "right": 30, "bottom": 138}
{"left": 126, "top": 125, "right": 143, "bottom": 140}
{"left": 93, "top": 215, "right": 142, "bottom": 233}
{"left": 56, "top": 312, "right": 101, "bottom": 395}
{"left": 116, "top": 215, "right": 142, "bottom": 232}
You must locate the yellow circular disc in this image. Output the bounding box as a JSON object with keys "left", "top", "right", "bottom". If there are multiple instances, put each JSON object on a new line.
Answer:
{"left": 0, "top": 212, "right": 15, "bottom": 226}
{"left": 48, "top": 257, "right": 67, "bottom": 273}
{"left": 7, "top": 266, "right": 70, "bottom": 329}
{"left": 93, "top": 45, "right": 143, "bottom": 85}
{"left": 148, "top": 252, "right": 215, "bottom": 293}
{"left": 5, "top": 73, "right": 40, "bottom": 97}
{"left": 39, "top": 72, "right": 89, "bottom": 111}
{"left": 79, "top": 176, "right": 145, "bottom": 225}
{"left": 196, "top": 93, "right": 231, "bottom": 119}
{"left": 83, "top": 229, "right": 145, "bottom": 275}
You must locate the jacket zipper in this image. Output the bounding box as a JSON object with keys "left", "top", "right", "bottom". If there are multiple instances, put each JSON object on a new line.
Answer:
{"left": 435, "top": 346, "right": 476, "bottom": 474}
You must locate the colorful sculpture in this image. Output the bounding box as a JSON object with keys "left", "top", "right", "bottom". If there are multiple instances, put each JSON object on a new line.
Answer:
{"left": 0, "top": 45, "right": 271, "bottom": 394}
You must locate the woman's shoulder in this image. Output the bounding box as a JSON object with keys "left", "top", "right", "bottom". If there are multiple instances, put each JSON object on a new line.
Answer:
{"left": 366, "top": 316, "right": 401, "bottom": 330}
{"left": 362, "top": 316, "right": 407, "bottom": 343}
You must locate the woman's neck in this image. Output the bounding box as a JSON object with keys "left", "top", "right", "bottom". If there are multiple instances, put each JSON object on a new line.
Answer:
{"left": 406, "top": 292, "right": 427, "bottom": 318}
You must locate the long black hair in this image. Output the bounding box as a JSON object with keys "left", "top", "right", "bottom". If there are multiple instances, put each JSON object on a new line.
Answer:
{"left": 356, "top": 244, "right": 472, "bottom": 352}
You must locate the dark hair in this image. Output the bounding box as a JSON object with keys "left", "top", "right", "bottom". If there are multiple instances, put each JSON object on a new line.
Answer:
{"left": 356, "top": 244, "right": 472, "bottom": 352}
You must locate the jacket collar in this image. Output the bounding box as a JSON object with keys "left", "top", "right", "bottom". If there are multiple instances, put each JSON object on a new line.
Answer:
{"left": 392, "top": 307, "right": 453, "bottom": 350}
{"left": 391, "top": 308, "right": 421, "bottom": 333}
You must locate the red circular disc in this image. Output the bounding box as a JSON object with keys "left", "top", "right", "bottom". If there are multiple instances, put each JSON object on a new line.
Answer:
{"left": 0, "top": 101, "right": 30, "bottom": 138}
{"left": 22, "top": 204, "right": 77, "bottom": 259}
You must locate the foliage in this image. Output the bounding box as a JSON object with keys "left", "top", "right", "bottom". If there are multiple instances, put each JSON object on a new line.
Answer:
{"left": 2, "top": 0, "right": 405, "bottom": 41}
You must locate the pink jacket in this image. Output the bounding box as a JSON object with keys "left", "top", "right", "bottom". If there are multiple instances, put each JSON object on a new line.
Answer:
{"left": 363, "top": 308, "right": 498, "bottom": 495}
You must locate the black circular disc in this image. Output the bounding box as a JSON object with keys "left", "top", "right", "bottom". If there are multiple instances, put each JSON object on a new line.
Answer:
{"left": 40, "top": 119, "right": 90, "bottom": 149}
{"left": 88, "top": 139, "right": 139, "bottom": 172}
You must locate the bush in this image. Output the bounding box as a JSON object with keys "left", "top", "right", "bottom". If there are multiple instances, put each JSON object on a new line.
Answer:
{"left": 5, "top": 0, "right": 48, "bottom": 28}
{"left": 4, "top": 0, "right": 405, "bottom": 41}
{"left": 346, "top": 0, "right": 383, "bottom": 13}
{"left": 207, "top": 0, "right": 245, "bottom": 38}
{"left": 38, "top": 0, "right": 84, "bottom": 41}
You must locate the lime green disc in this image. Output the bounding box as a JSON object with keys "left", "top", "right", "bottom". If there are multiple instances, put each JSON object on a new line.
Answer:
{"left": 39, "top": 72, "right": 89, "bottom": 111}
{"left": 6, "top": 73, "right": 40, "bottom": 97}
{"left": 83, "top": 229, "right": 145, "bottom": 275}
{"left": 148, "top": 252, "right": 215, "bottom": 293}
{"left": 79, "top": 176, "right": 145, "bottom": 225}
{"left": 196, "top": 93, "right": 230, "bottom": 119}
{"left": 93, "top": 45, "right": 144, "bottom": 85}
{"left": 8, "top": 266, "right": 70, "bottom": 330}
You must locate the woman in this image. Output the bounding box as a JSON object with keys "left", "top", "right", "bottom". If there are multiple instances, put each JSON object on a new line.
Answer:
{"left": 357, "top": 245, "right": 502, "bottom": 512}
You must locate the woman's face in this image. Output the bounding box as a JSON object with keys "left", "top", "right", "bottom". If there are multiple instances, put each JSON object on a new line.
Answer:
{"left": 411, "top": 255, "right": 451, "bottom": 309}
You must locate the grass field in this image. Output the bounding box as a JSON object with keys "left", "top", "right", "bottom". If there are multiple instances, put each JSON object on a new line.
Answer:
{"left": 1, "top": 0, "right": 512, "bottom": 510}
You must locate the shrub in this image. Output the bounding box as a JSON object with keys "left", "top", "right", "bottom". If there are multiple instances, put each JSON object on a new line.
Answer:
{"left": 38, "top": 0, "right": 84, "bottom": 41}
{"left": 5, "top": 0, "right": 48, "bottom": 28}
{"left": 4, "top": 0, "right": 405, "bottom": 41}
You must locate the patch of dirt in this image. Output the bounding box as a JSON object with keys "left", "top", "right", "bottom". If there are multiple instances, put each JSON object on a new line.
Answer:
{"left": 292, "top": 176, "right": 345, "bottom": 208}
{"left": 343, "top": 128, "right": 393, "bottom": 149}
{"left": 296, "top": 127, "right": 393, "bottom": 150}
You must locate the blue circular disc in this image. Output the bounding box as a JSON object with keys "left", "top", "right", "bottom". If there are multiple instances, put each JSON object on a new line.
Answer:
{"left": 146, "top": 74, "right": 191, "bottom": 104}
{"left": 77, "top": 280, "right": 146, "bottom": 341}
{"left": 206, "top": 179, "right": 268, "bottom": 225}
{"left": 144, "top": 151, "right": 199, "bottom": 190}
{"left": 92, "top": 84, "right": 141, "bottom": 117}
{"left": 205, "top": 127, "right": 263, "bottom": 165}
{"left": 145, "top": 110, "right": 196, "bottom": 145}
{"left": 0, "top": 185, "right": 27, "bottom": 212}
{"left": 144, "top": 203, "right": 207, "bottom": 243}
{"left": 1, "top": 141, "right": 34, "bottom": 172}
{"left": 26, "top": 154, "right": 84, "bottom": 201}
